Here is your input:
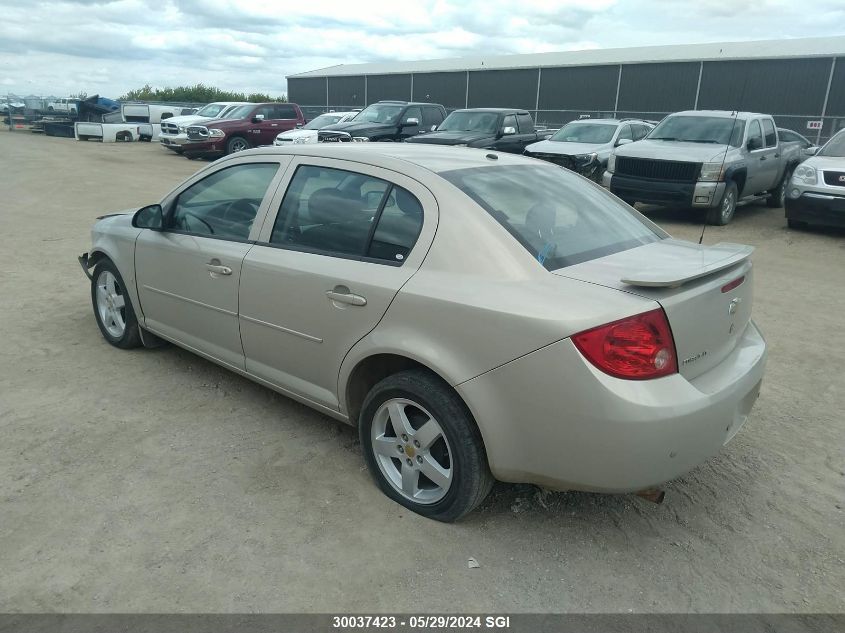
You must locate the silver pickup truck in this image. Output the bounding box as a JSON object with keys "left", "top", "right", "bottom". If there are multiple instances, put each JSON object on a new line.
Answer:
{"left": 603, "top": 110, "right": 803, "bottom": 225}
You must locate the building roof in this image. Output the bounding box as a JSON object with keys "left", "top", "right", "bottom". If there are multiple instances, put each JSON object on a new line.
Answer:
{"left": 288, "top": 35, "right": 845, "bottom": 78}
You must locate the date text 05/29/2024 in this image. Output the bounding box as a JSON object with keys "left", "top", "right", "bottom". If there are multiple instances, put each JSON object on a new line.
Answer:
{"left": 332, "top": 615, "right": 512, "bottom": 629}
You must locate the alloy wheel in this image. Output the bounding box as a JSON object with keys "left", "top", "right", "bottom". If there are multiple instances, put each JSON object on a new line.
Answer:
{"left": 95, "top": 270, "right": 126, "bottom": 338}
{"left": 370, "top": 398, "right": 453, "bottom": 504}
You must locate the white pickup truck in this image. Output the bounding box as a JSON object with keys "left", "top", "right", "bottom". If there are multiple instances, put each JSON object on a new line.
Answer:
{"left": 158, "top": 101, "right": 250, "bottom": 153}
{"left": 46, "top": 98, "right": 79, "bottom": 115}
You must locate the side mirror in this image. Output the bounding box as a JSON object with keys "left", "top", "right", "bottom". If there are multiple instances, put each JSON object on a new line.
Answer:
{"left": 616, "top": 138, "right": 633, "bottom": 146}
{"left": 133, "top": 204, "right": 163, "bottom": 230}
{"left": 401, "top": 117, "right": 420, "bottom": 127}
{"left": 502, "top": 126, "right": 516, "bottom": 136}
{"left": 804, "top": 146, "right": 819, "bottom": 156}
{"left": 252, "top": 114, "right": 265, "bottom": 123}
{"left": 295, "top": 122, "right": 303, "bottom": 128}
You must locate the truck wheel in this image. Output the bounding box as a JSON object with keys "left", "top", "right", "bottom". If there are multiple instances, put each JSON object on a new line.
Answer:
{"left": 226, "top": 136, "right": 250, "bottom": 154}
{"left": 707, "top": 182, "right": 738, "bottom": 225}
{"left": 767, "top": 168, "right": 792, "bottom": 208}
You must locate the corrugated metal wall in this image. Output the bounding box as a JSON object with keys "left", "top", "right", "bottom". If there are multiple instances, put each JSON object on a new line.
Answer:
{"left": 366, "top": 74, "right": 412, "bottom": 103}
{"left": 327, "top": 76, "right": 365, "bottom": 108}
{"left": 467, "top": 69, "right": 537, "bottom": 110}
{"left": 538, "top": 65, "right": 618, "bottom": 111}
{"left": 289, "top": 55, "right": 842, "bottom": 139}
{"left": 617, "top": 61, "right": 699, "bottom": 113}
{"left": 698, "top": 58, "right": 831, "bottom": 114}
{"left": 411, "top": 72, "right": 467, "bottom": 109}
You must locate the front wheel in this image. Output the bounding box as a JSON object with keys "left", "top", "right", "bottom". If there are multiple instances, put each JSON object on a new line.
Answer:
{"left": 91, "top": 259, "right": 141, "bottom": 349}
{"left": 707, "top": 181, "right": 738, "bottom": 225}
{"left": 767, "top": 168, "right": 793, "bottom": 208}
{"left": 359, "top": 370, "right": 494, "bottom": 522}
{"left": 226, "top": 136, "right": 250, "bottom": 155}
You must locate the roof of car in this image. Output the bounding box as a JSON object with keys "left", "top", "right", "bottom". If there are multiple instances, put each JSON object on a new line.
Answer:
{"left": 376, "top": 100, "right": 443, "bottom": 107}
{"left": 238, "top": 143, "right": 532, "bottom": 174}
{"left": 670, "top": 110, "right": 770, "bottom": 120}
{"left": 450, "top": 108, "right": 530, "bottom": 114}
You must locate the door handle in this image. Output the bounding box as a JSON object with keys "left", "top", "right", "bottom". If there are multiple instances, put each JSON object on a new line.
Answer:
{"left": 206, "top": 261, "right": 232, "bottom": 276}
{"left": 326, "top": 289, "right": 367, "bottom": 306}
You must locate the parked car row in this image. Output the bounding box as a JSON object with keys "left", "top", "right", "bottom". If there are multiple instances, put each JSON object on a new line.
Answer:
{"left": 159, "top": 99, "right": 843, "bottom": 230}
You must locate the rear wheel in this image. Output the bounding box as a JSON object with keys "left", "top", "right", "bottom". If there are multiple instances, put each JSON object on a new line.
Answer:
{"left": 767, "top": 168, "right": 793, "bottom": 208}
{"left": 91, "top": 259, "right": 141, "bottom": 349}
{"left": 226, "top": 135, "right": 250, "bottom": 155}
{"left": 707, "top": 181, "right": 737, "bottom": 225}
{"left": 359, "top": 370, "right": 494, "bottom": 522}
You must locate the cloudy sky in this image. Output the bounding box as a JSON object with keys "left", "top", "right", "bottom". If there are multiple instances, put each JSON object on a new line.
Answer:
{"left": 1, "top": 0, "right": 843, "bottom": 98}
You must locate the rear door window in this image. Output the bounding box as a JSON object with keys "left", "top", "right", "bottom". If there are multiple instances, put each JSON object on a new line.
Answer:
{"left": 274, "top": 104, "right": 298, "bottom": 120}
{"left": 441, "top": 164, "right": 663, "bottom": 270}
{"left": 270, "top": 165, "right": 423, "bottom": 264}
{"left": 422, "top": 106, "right": 444, "bottom": 130}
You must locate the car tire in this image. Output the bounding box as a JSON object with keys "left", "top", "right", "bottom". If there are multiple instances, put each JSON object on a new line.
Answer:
{"left": 91, "top": 259, "right": 142, "bottom": 349}
{"left": 226, "top": 136, "right": 250, "bottom": 155}
{"left": 359, "top": 369, "right": 494, "bottom": 522}
{"left": 767, "top": 168, "right": 792, "bottom": 208}
{"left": 707, "top": 181, "right": 738, "bottom": 225}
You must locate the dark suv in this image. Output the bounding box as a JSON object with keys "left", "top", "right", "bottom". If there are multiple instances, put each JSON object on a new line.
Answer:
{"left": 321, "top": 101, "right": 447, "bottom": 141}
{"left": 184, "top": 103, "right": 305, "bottom": 158}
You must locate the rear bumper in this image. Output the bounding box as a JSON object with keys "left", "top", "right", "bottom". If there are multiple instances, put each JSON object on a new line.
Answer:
{"left": 605, "top": 173, "right": 724, "bottom": 208}
{"left": 785, "top": 192, "right": 845, "bottom": 228}
{"left": 458, "top": 320, "right": 767, "bottom": 493}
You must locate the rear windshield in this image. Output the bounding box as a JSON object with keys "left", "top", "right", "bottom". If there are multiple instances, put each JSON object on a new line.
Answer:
{"left": 441, "top": 165, "right": 664, "bottom": 270}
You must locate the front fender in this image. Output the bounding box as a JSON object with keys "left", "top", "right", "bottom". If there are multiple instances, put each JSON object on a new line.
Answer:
{"left": 87, "top": 215, "right": 144, "bottom": 320}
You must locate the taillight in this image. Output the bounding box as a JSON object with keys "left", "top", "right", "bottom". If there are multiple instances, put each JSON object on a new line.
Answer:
{"left": 572, "top": 308, "right": 678, "bottom": 380}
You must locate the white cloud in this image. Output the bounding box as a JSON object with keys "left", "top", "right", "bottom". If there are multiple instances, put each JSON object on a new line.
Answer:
{"left": 0, "top": 0, "right": 841, "bottom": 98}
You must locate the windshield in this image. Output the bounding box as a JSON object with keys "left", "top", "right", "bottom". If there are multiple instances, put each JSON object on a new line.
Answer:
{"left": 550, "top": 122, "right": 616, "bottom": 144}
{"left": 355, "top": 104, "right": 404, "bottom": 125}
{"left": 648, "top": 115, "right": 745, "bottom": 146}
{"left": 819, "top": 130, "right": 845, "bottom": 157}
{"left": 196, "top": 103, "right": 230, "bottom": 118}
{"left": 438, "top": 111, "right": 499, "bottom": 134}
{"left": 303, "top": 114, "right": 345, "bottom": 129}
{"left": 441, "top": 165, "right": 664, "bottom": 270}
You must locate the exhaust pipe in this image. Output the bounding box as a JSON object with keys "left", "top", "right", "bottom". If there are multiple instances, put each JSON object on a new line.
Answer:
{"left": 634, "top": 488, "right": 665, "bottom": 504}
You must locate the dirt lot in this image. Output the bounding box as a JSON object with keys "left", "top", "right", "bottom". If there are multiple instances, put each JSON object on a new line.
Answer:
{"left": 0, "top": 129, "right": 843, "bottom": 614}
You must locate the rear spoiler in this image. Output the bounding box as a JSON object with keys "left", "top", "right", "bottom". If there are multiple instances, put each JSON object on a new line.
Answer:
{"left": 621, "top": 241, "right": 754, "bottom": 288}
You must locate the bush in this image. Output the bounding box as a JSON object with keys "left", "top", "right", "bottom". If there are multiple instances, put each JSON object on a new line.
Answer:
{"left": 119, "top": 84, "right": 286, "bottom": 103}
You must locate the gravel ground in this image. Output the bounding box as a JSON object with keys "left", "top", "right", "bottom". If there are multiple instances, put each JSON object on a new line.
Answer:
{"left": 0, "top": 130, "right": 843, "bottom": 613}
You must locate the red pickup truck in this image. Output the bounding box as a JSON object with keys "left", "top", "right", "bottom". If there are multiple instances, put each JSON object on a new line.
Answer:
{"left": 184, "top": 102, "right": 305, "bottom": 159}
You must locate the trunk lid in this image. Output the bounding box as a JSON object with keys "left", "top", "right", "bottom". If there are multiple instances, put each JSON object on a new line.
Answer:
{"left": 556, "top": 239, "right": 754, "bottom": 380}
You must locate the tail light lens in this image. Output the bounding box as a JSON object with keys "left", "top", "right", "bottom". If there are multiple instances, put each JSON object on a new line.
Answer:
{"left": 572, "top": 308, "right": 678, "bottom": 380}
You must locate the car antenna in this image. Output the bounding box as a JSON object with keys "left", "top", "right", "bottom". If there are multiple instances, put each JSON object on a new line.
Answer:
{"left": 699, "top": 78, "right": 747, "bottom": 245}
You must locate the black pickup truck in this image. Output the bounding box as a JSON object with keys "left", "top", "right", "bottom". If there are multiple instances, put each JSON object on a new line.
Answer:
{"left": 320, "top": 100, "right": 447, "bottom": 142}
{"left": 405, "top": 108, "right": 552, "bottom": 153}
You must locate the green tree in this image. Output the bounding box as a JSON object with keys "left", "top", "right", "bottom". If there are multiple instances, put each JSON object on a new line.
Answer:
{"left": 119, "top": 83, "right": 286, "bottom": 103}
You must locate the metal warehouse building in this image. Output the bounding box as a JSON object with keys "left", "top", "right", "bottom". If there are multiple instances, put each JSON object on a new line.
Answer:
{"left": 288, "top": 36, "right": 845, "bottom": 143}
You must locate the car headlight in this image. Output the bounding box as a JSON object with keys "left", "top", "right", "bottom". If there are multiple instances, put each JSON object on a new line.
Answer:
{"left": 698, "top": 162, "right": 726, "bottom": 182}
{"left": 793, "top": 164, "right": 817, "bottom": 185}
{"left": 607, "top": 154, "right": 616, "bottom": 173}
{"left": 574, "top": 152, "right": 598, "bottom": 162}
{"left": 178, "top": 126, "right": 186, "bottom": 134}
{"left": 208, "top": 128, "right": 225, "bottom": 138}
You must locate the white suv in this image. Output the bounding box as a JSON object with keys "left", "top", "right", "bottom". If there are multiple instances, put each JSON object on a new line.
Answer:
{"left": 159, "top": 102, "right": 250, "bottom": 153}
